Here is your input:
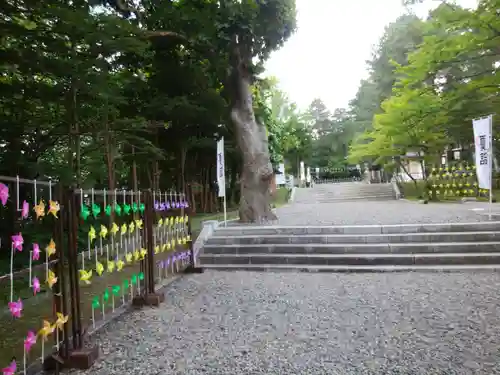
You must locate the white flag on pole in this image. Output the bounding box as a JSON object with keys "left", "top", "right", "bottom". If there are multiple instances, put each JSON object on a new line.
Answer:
{"left": 216, "top": 137, "right": 226, "bottom": 197}
{"left": 472, "top": 116, "right": 493, "bottom": 190}
{"left": 300, "top": 161, "right": 305, "bottom": 181}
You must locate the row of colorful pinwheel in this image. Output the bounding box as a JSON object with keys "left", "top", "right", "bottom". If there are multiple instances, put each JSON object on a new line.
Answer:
{"left": 79, "top": 234, "right": 191, "bottom": 285}
{"left": 2, "top": 312, "right": 68, "bottom": 375}
{"left": 430, "top": 165, "right": 476, "bottom": 175}
{"left": 83, "top": 216, "right": 187, "bottom": 264}
{"left": 8, "top": 234, "right": 58, "bottom": 319}
{"left": 0, "top": 182, "right": 60, "bottom": 220}
{"left": 80, "top": 202, "right": 145, "bottom": 220}
{"left": 79, "top": 197, "right": 189, "bottom": 221}
{"left": 156, "top": 250, "right": 192, "bottom": 276}
{"left": 85, "top": 215, "right": 188, "bottom": 242}
{"left": 89, "top": 273, "right": 145, "bottom": 328}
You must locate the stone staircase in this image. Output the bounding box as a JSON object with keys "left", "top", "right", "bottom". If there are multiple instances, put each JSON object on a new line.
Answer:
{"left": 294, "top": 182, "right": 395, "bottom": 203}
{"left": 198, "top": 221, "right": 500, "bottom": 271}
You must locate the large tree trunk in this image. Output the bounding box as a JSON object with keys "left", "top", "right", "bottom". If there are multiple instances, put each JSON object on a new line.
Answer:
{"left": 229, "top": 37, "right": 277, "bottom": 224}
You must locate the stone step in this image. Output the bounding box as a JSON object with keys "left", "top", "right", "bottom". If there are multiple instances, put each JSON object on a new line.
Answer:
{"left": 198, "top": 252, "right": 500, "bottom": 267}
{"left": 202, "top": 242, "right": 500, "bottom": 254}
{"left": 206, "top": 231, "right": 500, "bottom": 245}
{"left": 213, "top": 222, "right": 500, "bottom": 236}
{"left": 199, "top": 263, "right": 500, "bottom": 272}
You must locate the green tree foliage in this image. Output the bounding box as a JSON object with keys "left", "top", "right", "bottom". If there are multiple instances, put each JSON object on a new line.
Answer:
{"left": 0, "top": 0, "right": 300, "bottom": 223}
{"left": 348, "top": 0, "right": 500, "bottom": 175}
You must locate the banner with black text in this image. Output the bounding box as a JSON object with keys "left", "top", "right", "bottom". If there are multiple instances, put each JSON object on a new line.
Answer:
{"left": 472, "top": 116, "right": 493, "bottom": 190}
{"left": 216, "top": 137, "right": 225, "bottom": 197}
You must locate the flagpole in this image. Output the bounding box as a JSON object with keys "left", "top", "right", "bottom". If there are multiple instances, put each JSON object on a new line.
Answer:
{"left": 223, "top": 194, "right": 227, "bottom": 227}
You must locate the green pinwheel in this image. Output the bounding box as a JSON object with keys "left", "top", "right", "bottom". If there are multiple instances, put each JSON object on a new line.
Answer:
{"left": 91, "top": 296, "right": 100, "bottom": 309}
{"left": 92, "top": 203, "right": 101, "bottom": 218}
{"left": 80, "top": 205, "right": 90, "bottom": 220}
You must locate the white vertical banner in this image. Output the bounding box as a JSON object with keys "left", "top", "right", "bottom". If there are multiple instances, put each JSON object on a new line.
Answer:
{"left": 300, "top": 161, "right": 305, "bottom": 181}
{"left": 306, "top": 167, "right": 311, "bottom": 183}
{"left": 472, "top": 116, "right": 493, "bottom": 190}
{"left": 216, "top": 137, "right": 227, "bottom": 225}
{"left": 276, "top": 163, "right": 285, "bottom": 185}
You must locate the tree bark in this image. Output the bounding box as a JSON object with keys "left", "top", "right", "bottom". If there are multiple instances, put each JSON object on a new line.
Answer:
{"left": 229, "top": 36, "right": 277, "bottom": 224}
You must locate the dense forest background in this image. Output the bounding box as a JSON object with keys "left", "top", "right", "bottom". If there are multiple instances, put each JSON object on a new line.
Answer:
{"left": 2, "top": 0, "right": 498, "bottom": 214}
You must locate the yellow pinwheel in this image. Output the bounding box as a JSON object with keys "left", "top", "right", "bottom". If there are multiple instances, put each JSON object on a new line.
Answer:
{"left": 79, "top": 269, "right": 92, "bottom": 284}
{"left": 99, "top": 225, "right": 108, "bottom": 238}
{"left": 180, "top": 216, "right": 184, "bottom": 223}
{"left": 182, "top": 237, "right": 187, "bottom": 245}
{"left": 107, "top": 260, "right": 115, "bottom": 273}
{"left": 116, "top": 259, "right": 125, "bottom": 271}
{"left": 154, "top": 246, "right": 160, "bottom": 254}
{"left": 175, "top": 216, "right": 179, "bottom": 224}
{"left": 140, "top": 248, "right": 147, "bottom": 259}
{"left": 110, "top": 223, "right": 119, "bottom": 235}
{"left": 88, "top": 226, "right": 96, "bottom": 242}
{"left": 135, "top": 219, "right": 143, "bottom": 229}
{"left": 133, "top": 250, "right": 140, "bottom": 261}
{"left": 128, "top": 221, "right": 135, "bottom": 233}
{"left": 96, "top": 261, "right": 105, "bottom": 276}
{"left": 171, "top": 239, "right": 175, "bottom": 249}
{"left": 166, "top": 242, "right": 171, "bottom": 251}
{"left": 120, "top": 224, "right": 127, "bottom": 235}
{"left": 54, "top": 312, "right": 69, "bottom": 331}
{"left": 186, "top": 235, "right": 191, "bottom": 242}
{"left": 125, "top": 253, "right": 133, "bottom": 263}
{"left": 46, "top": 239, "right": 56, "bottom": 257}
{"left": 38, "top": 320, "right": 55, "bottom": 341}
{"left": 169, "top": 217, "right": 174, "bottom": 226}
{"left": 162, "top": 244, "right": 168, "bottom": 252}
{"left": 47, "top": 270, "right": 58, "bottom": 288}
{"left": 184, "top": 215, "right": 188, "bottom": 223}
{"left": 158, "top": 218, "right": 163, "bottom": 227}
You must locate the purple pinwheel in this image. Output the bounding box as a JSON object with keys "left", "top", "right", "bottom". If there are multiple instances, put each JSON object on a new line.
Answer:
{"left": 166, "top": 201, "right": 171, "bottom": 210}
{"left": 154, "top": 201, "right": 160, "bottom": 210}
{"left": 166, "top": 258, "right": 171, "bottom": 266}
{"left": 160, "top": 202, "right": 166, "bottom": 211}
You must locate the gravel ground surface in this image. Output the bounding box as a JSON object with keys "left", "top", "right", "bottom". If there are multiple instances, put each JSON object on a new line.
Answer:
{"left": 275, "top": 200, "right": 489, "bottom": 226}
{"left": 68, "top": 271, "right": 500, "bottom": 375}
{"left": 279, "top": 186, "right": 492, "bottom": 226}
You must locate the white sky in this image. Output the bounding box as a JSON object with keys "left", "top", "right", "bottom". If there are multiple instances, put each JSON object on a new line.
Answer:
{"left": 264, "top": 0, "right": 478, "bottom": 112}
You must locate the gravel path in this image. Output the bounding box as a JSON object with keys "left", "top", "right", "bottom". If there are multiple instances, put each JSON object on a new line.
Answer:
{"left": 69, "top": 271, "right": 500, "bottom": 375}
{"left": 279, "top": 185, "right": 491, "bottom": 225}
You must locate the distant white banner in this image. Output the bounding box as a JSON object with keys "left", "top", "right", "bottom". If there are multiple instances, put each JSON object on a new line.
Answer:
{"left": 276, "top": 163, "right": 286, "bottom": 185}
{"left": 300, "top": 161, "right": 305, "bottom": 181}
{"left": 472, "top": 115, "right": 493, "bottom": 190}
{"left": 216, "top": 137, "right": 225, "bottom": 197}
